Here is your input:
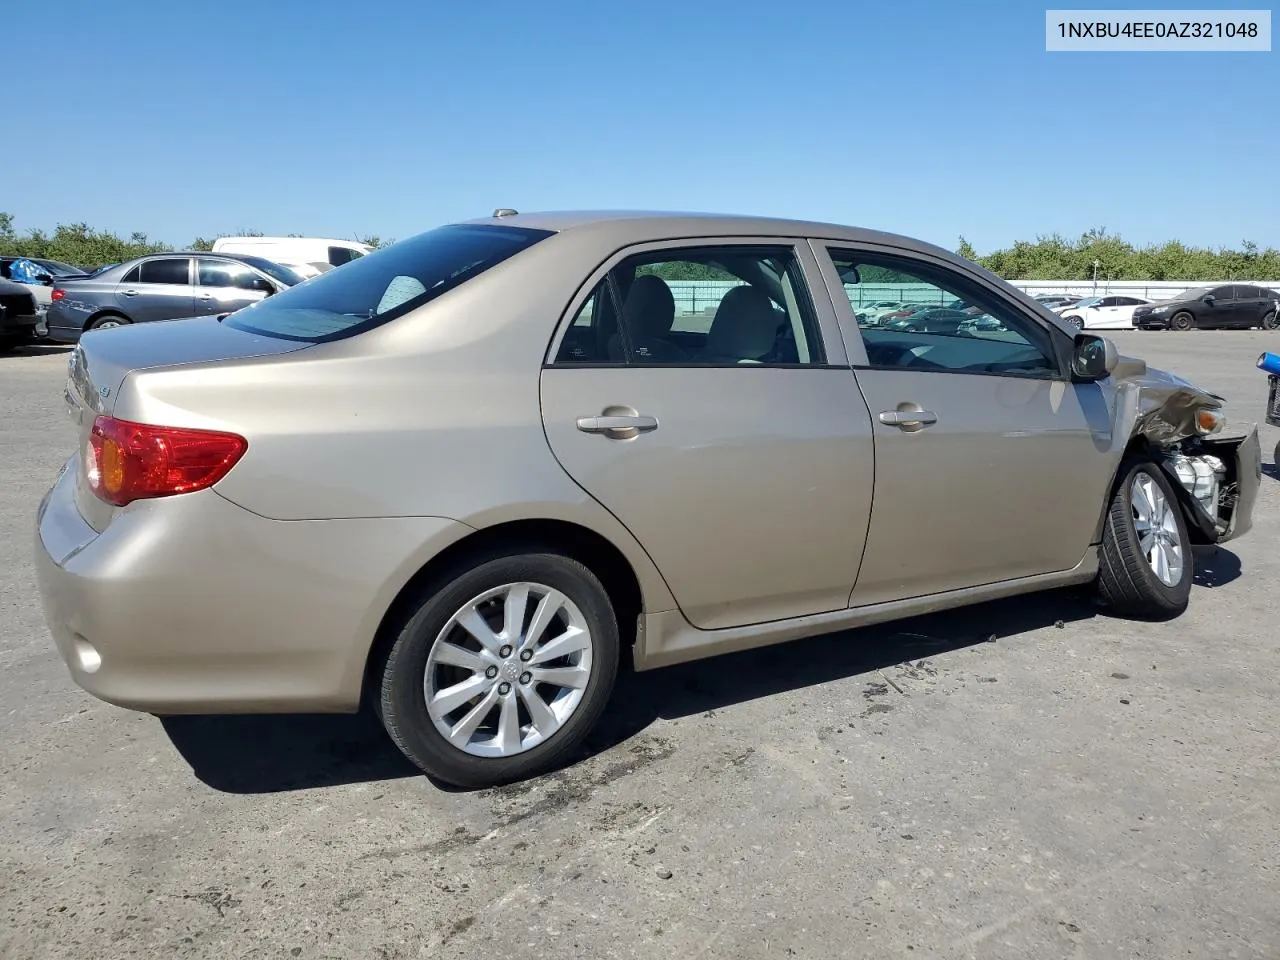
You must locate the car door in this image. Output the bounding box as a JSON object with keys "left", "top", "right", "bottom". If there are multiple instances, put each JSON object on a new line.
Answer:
{"left": 540, "top": 238, "right": 876, "bottom": 631}
{"left": 1114, "top": 296, "right": 1147, "bottom": 328}
{"left": 115, "top": 257, "right": 195, "bottom": 322}
{"left": 1235, "top": 286, "right": 1270, "bottom": 327}
{"left": 194, "top": 258, "right": 273, "bottom": 316}
{"left": 1089, "top": 296, "right": 1128, "bottom": 328}
{"left": 1198, "top": 285, "right": 1237, "bottom": 328}
{"left": 814, "top": 242, "right": 1116, "bottom": 607}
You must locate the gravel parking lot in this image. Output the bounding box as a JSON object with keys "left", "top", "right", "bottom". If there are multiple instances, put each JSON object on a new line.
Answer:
{"left": 2, "top": 332, "right": 1278, "bottom": 960}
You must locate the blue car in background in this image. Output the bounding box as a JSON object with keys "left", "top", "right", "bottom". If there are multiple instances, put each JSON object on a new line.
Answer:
{"left": 1258, "top": 350, "right": 1280, "bottom": 468}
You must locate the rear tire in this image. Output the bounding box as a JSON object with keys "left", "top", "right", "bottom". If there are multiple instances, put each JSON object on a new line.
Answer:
{"left": 378, "top": 551, "right": 620, "bottom": 788}
{"left": 1169, "top": 311, "right": 1195, "bottom": 331}
{"left": 87, "top": 314, "right": 130, "bottom": 332}
{"left": 1097, "top": 460, "right": 1193, "bottom": 619}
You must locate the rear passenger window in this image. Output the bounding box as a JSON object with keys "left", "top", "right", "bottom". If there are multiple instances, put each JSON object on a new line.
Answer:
{"left": 553, "top": 245, "right": 824, "bottom": 366}
{"left": 137, "top": 259, "right": 190, "bottom": 285}
{"left": 554, "top": 282, "right": 622, "bottom": 364}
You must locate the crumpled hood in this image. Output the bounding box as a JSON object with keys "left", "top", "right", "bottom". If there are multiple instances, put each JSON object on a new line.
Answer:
{"left": 1110, "top": 353, "right": 1226, "bottom": 443}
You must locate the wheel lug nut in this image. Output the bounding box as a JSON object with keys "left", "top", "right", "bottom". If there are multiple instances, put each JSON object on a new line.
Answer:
{"left": 519, "top": 672, "right": 532, "bottom": 685}
{"left": 498, "top": 682, "right": 511, "bottom": 695}
{"left": 499, "top": 645, "right": 513, "bottom": 658}
{"left": 485, "top": 666, "right": 498, "bottom": 679}
{"left": 519, "top": 649, "right": 533, "bottom": 662}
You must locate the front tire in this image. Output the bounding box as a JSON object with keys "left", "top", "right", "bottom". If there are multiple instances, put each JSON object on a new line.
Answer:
{"left": 378, "top": 551, "right": 620, "bottom": 788}
{"left": 1097, "top": 460, "right": 1193, "bottom": 619}
{"left": 1261, "top": 311, "right": 1276, "bottom": 331}
{"left": 1064, "top": 314, "right": 1085, "bottom": 330}
{"left": 1169, "top": 311, "right": 1195, "bottom": 331}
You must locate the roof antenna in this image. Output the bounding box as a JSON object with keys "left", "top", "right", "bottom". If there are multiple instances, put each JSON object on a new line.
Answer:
{"left": 492, "top": 208, "right": 518, "bottom": 218}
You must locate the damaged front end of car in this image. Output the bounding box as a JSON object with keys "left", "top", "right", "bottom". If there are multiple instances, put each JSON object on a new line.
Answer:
{"left": 1113, "top": 360, "right": 1262, "bottom": 545}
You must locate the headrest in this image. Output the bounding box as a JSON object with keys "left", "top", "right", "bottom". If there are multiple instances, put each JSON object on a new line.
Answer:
{"left": 705, "top": 285, "right": 777, "bottom": 361}
{"left": 623, "top": 274, "right": 676, "bottom": 339}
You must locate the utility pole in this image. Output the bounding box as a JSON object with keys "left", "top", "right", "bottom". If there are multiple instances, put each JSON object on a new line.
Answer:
{"left": 1092, "top": 259, "right": 1100, "bottom": 292}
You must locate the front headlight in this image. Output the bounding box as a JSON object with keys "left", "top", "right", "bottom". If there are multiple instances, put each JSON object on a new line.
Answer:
{"left": 1195, "top": 409, "right": 1226, "bottom": 435}
{"left": 1152, "top": 305, "right": 1172, "bottom": 314}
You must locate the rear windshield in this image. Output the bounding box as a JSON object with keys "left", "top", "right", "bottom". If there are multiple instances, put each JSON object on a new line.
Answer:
{"left": 222, "top": 224, "right": 553, "bottom": 342}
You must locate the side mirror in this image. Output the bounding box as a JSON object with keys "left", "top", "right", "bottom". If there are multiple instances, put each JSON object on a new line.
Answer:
{"left": 1072, "top": 332, "right": 1117, "bottom": 381}
{"left": 1202, "top": 295, "right": 1215, "bottom": 305}
{"left": 838, "top": 266, "right": 861, "bottom": 285}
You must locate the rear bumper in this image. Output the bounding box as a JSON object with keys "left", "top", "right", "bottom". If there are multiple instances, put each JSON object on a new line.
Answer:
{"left": 34, "top": 460, "right": 472, "bottom": 714}
{"left": 45, "top": 326, "right": 81, "bottom": 344}
{"left": 0, "top": 308, "right": 38, "bottom": 335}
{"left": 43, "top": 301, "right": 85, "bottom": 343}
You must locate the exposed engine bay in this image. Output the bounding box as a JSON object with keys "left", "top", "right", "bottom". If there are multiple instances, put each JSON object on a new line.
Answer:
{"left": 1111, "top": 355, "right": 1261, "bottom": 544}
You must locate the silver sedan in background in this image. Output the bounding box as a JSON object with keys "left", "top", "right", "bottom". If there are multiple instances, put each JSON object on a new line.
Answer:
{"left": 43, "top": 252, "right": 305, "bottom": 343}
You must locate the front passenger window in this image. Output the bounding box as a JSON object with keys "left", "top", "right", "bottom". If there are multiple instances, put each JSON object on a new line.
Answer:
{"left": 828, "top": 249, "right": 1060, "bottom": 378}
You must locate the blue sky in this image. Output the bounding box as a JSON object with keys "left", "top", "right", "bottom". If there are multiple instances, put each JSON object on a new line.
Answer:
{"left": 7, "top": 0, "right": 1277, "bottom": 253}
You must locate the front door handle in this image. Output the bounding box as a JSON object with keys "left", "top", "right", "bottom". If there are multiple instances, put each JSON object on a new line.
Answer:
{"left": 576, "top": 414, "right": 659, "bottom": 438}
{"left": 879, "top": 409, "right": 938, "bottom": 429}
{"left": 199, "top": 294, "right": 214, "bottom": 301}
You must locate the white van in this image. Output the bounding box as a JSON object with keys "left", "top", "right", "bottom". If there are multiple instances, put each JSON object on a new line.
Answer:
{"left": 210, "top": 237, "right": 373, "bottom": 279}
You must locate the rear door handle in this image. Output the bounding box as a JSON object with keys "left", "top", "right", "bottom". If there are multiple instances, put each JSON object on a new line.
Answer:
{"left": 879, "top": 409, "right": 938, "bottom": 428}
{"left": 121, "top": 289, "right": 139, "bottom": 297}
{"left": 199, "top": 294, "right": 213, "bottom": 301}
{"left": 576, "top": 414, "right": 659, "bottom": 436}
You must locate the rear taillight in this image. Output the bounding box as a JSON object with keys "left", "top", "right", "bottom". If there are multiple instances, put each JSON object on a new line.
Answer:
{"left": 85, "top": 416, "right": 247, "bottom": 507}
{"left": 51, "top": 289, "right": 65, "bottom": 301}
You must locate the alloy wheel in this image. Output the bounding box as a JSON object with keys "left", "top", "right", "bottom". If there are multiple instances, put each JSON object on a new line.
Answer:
{"left": 1130, "top": 472, "right": 1183, "bottom": 587}
{"left": 423, "top": 582, "right": 593, "bottom": 758}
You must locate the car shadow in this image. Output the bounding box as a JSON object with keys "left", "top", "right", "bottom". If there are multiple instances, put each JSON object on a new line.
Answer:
{"left": 1263, "top": 461, "right": 1279, "bottom": 483}
{"left": 583, "top": 587, "right": 1099, "bottom": 759}
{"left": 1192, "top": 544, "right": 1242, "bottom": 588}
{"left": 161, "top": 586, "right": 1102, "bottom": 794}
{"left": 4, "top": 342, "right": 72, "bottom": 357}
{"left": 160, "top": 710, "right": 421, "bottom": 794}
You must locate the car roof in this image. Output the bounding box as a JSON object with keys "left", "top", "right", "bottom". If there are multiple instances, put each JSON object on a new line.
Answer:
{"left": 118, "top": 251, "right": 270, "bottom": 264}
{"left": 460, "top": 210, "right": 961, "bottom": 260}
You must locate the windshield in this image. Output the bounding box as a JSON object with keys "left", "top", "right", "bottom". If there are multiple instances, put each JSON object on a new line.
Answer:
{"left": 1178, "top": 287, "right": 1212, "bottom": 300}
{"left": 1074, "top": 296, "right": 1102, "bottom": 308}
{"left": 236, "top": 255, "right": 306, "bottom": 287}
{"left": 223, "top": 224, "right": 553, "bottom": 342}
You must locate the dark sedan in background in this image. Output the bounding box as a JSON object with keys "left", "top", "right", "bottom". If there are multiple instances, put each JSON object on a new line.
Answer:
{"left": 1134, "top": 284, "right": 1280, "bottom": 331}
{"left": 44, "top": 252, "right": 305, "bottom": 343}
{"left": 0, "top": 278, "right": 41, "bottom": 350}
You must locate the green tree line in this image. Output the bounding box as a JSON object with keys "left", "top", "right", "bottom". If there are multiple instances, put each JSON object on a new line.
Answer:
{"left": 956, "top": 228, "right": 1280, "bottom": 281}
{"left": 0, "top": 213, "right": 389, "bottom": 268}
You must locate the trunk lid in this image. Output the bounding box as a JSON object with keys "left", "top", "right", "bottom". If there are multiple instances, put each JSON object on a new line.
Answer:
{"left": 65, "top": 315, "right": 310, "bottom": 423}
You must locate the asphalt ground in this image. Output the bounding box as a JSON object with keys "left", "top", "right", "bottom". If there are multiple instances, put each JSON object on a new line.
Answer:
{"left": 1, "top": 330, "right": 1277, "bottom": 960}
